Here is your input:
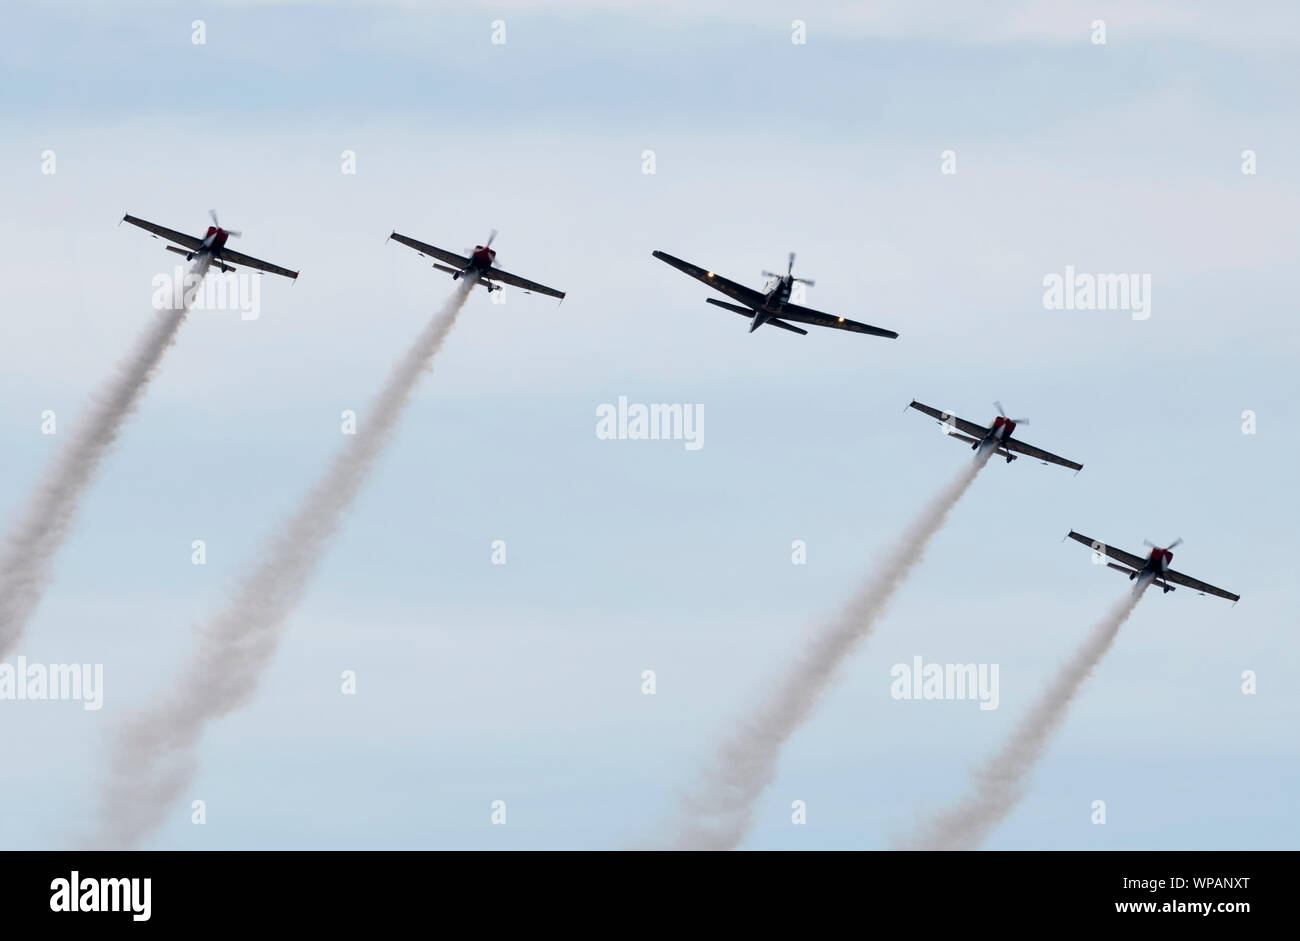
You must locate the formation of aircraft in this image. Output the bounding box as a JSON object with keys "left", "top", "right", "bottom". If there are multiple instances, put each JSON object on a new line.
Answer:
{"left": 389, "top": 229, "right": 566, "bottom": 300}
{"left": 1066, "top": 532, "right": 1239, "bottom": 602}
{"left": 122, "top": 211, "right": 299, "bottom": 280}
{"left": 115, "top": 218, "right": 1240, "bottom": 603}
{"left": 908, "top": 400, "right": 1083, "bottom": 471}
{"left": 651, "top": 249, "right": 898, "bottom": 338}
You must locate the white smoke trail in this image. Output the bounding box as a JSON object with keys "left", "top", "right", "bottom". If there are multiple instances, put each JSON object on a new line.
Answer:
{"left": 0, "top": 258, "right": 211, "bottom": 660}
{"left": 668, "top": 451, "right": 992, "bottom": 850}
{"left": 901, "top": 584, "right": 1147, "bottom": 850}
{"left": 94, "top": 280, "right": 473, "bottom": 848}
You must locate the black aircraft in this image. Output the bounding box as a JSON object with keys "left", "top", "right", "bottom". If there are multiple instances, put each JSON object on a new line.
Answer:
{"left": 652, "top": 250, "right": 897, "bottom": 338}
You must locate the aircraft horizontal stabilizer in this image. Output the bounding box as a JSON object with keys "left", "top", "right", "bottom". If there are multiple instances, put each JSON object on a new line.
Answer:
{"left": 766, "top": 318, "right": 808, "bottom": 335}
{"left": 705, "top": 298, "right": 754, "bottom": 316}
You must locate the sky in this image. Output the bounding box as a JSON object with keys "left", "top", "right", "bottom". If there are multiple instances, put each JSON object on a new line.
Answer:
{"left": 0, "top": 0, "right": 1296, "bottom": 849}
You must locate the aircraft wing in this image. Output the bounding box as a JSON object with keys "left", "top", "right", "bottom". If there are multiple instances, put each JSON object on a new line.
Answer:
{"left": 486, "top": 266, "right": 566, "bottom": 300}
{"left": 1066, "top": 531, "right": 1147, "bottom": 571}
{"left": 390, "top": 232, "right": 471, "bottom": 269}
{"left": 652, "top": 250, "right": 767, "bottom": 309}
{"left": 778, "top": 303, "right": 899, "bottom": 339}
{"left": 218, "top": 247, "right": 299, "bottom": 280}
{"left": 1162, "top": 569, "right": 1240, "bottom": 602}
{"left": 908, "top": 401, "right": 989, "bottom": 440}
{"left": 122, "top": 214, "right": 203, "bottom": 251}
{"left": 1004, "top": 437, "right": 1083, "bottom": 472}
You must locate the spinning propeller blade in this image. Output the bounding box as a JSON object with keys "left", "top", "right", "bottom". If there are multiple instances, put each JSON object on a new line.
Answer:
{"left": 1143, "top": 538, "right": 1183, "bottom": 551}
{"left": 994, "top": 401, "right": 1029, "bottom": 424}
{"left": 209, "top": 209, "right": 240, "bottom": 237}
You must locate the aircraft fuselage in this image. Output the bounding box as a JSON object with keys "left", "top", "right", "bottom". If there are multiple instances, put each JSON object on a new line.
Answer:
{"left": 972, "top": 416, "right": 1018, "bottom": 461}
{"left": 1139, "top": 547, "right": 1173, "bottom": 577}
{"left": 454, "top": 244, "right": 496, "bottom": 278}
{"left": 183, "top": 225, "right": 230, "bottom": 262}
{"left": 1124, "top": 547, "right": 1176, "bottom": 592}
{"left": 749, "top": 276, "right": 795, "bottom": 331}
{"left": 201, "top": 225, "right": 229, "bottom": 252}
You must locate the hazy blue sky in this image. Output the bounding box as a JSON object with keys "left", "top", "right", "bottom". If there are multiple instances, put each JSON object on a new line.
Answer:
{"left": 0, "top": 0, "right": 1295, "bottom": 849}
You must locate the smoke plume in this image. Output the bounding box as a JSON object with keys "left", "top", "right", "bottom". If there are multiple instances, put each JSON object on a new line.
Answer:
{"left": 900, "top": 584, "right": 1147, "bottom": 850}
{"left": 669, "top": 451, "right": 992, "bottom": 850}
{"left": 94, "top": 281, "right": 472, "bottom": 848}
{"left": 0, "top": 258, "right": 211, "bottom": 660}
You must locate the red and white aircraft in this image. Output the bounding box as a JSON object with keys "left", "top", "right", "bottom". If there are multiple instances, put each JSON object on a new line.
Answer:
{"left": 122, "top": 211, "right": 299, "bottom": 279}
{"left": 909, "top": 400, "right": 1083, "bottom": 471}
{"left": 1066, "top": 531, "right": 1240, "bottom": 602}
{"left": 389, "top": 229, "right": 565, "bottom": 300}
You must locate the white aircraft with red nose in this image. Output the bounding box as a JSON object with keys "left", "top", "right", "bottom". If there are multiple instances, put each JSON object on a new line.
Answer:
{"left": 909, "top": 400, "right": 1083, "bottom": 471}
{"left": 389, "top": 229, "right": 566, "bottom": 300}
{"left": 1066, "top": 531, "right": 1240, "bottom": 602}
{"left": 122, "top": 210, "right": 299, "bottom": 279}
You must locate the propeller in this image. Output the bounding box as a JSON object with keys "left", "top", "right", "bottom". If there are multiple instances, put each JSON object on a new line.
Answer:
{"left": 209, "top": 209, "right": 240, "bottom": 238}
{"left": 1144, "top": 538, "right": 1183, "bottom": 551}
{"left": 467, "top": 229, "right": 499, "bottom": 254}
{"left": 993, "top": 401, "right": 1029, "bottom": 425}
{"left": 762, "top": 252, "right": 815, "bottom": 286}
